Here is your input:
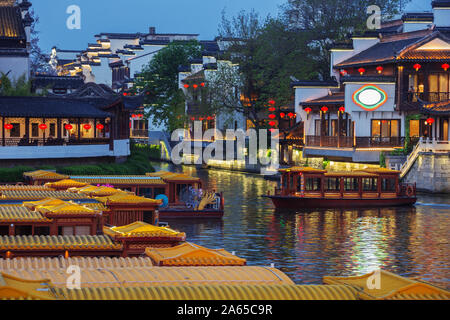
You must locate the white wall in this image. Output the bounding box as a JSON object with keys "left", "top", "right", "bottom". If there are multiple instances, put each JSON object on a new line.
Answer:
{"left": 433, "top": 8, "right": 450, "bottom": 28}
{"left": 403, "top": 22, "right": 433, "bottom": 33}
{"left": 0, "top": 139, "right": 130, "bottom": 159}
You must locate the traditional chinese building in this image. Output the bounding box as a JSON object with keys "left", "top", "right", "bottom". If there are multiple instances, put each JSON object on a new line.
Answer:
{"left": 291, "top": 3, "right": 450, "bottom": 165}
{"left": 0, "top": 0, "right": 33, "bottom": 81}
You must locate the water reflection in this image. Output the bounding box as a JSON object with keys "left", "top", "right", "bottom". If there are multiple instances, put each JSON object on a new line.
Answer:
{"left": 151, "top": 162, "right": 450, "bottom": 288}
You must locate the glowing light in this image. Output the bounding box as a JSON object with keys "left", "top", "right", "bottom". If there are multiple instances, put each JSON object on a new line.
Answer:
{"left": 413, "top": 64, "right": 421, "bottom": 71}
{"left": 64, "top": 124, "right": 73, "bottom": 131}
{"left": 321, "top": 106, "right": 328, "bottom": 113}
{"left": 442, "top": 63, "right": 450, "bottom": 71}
{"left": 184, "top": 84, "right": 189, "bottom": 88}
{"left": 376, "top": 66, "right": 383, "bottom": 74}
{"left": 269, "top": 121, "right": 276, "bottom": 127}
{"left": 339, "top": 106, "right": 345, "bottom": 112}
{"left": 268, "top": 99, "right": 275, "bottom": 105}
{"left": 268, "top": 114, "right": 276, "bottom": 119}
{"left": 304, "top": 107, "right": 312, "bottom": 113}
{"left": 358, "top": 67, "right": 365, "bottom": 75}
{"left": 200, "top": 82, "right": 205, "bottom": 87}
{"left": 39, "top": 124, "right": 47, "bottom": 130}
{"left": 426, "top": 118, "right": 435, "bottom": 124}
{"left": 268, "top": 107, "right": 276, "bottom": 112}
{"left": 288, "top": 112, "right": 295, "bottom": 118}
{"left": 83, "top": 124, "right": 92, "bottom": 130}
{"left": 193, "top": 84, "right": 198, "bottom": 89}
{"left": 352, "top": 84, "right": 388, "bottom": 111}
{"left": 340, "top": 69, "right": 347, "bottom": 76}
{"left": 280, "top": 112, "right": 285, "bottom": 118}
{"left": 96, "top": 124, "right": 104, "bottom": 130}
{"left": 4, "top": 124, "right": 13, "bottom": 130}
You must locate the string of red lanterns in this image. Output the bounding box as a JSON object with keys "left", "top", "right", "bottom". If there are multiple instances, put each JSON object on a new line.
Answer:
{"left": 183, "top": 82, "right": 206, "bottom": 89}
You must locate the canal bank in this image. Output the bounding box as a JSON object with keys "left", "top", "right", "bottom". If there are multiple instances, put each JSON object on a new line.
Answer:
{"left": 150, "top": 161, "right": 450, "bottom": 289}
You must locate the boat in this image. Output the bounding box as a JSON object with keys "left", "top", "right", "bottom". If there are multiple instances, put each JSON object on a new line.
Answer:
{"left": 263, "top": 167, "right": 417, "bottom": 209}
{"left": 24, "top": 170, "right": 225, "bottom": 219}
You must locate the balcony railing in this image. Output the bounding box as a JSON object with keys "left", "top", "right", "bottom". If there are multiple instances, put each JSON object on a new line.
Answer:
{"left": 131, "top": 129, "right": 149, "bottom": 138}
{"left": 306, "top": 136, "right": 405, "bottom": 148}
{"left": 404, "top": 92, "right": 450, "bottom": 103}
{"left": 1, "top": 137, "right": 110, "bottom": 147}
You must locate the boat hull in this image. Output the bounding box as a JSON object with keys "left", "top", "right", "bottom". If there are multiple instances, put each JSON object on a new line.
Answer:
{"left": 263, "top": 195, "right": 417, "bottom": 209}
{"left": 159, "top": 208, "right": 224, "bottom": 219}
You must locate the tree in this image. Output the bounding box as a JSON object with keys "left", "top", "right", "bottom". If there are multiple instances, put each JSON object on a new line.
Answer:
{"left": 281, "top": 0, "right": 411, "bottom": 78}
{"left": 0, "top": 73, "right": 43, "bottom": 96}
{"left": 29, "top": 8, "right": 54, "bottom": 75}
{"left": 213, "top": 10, "right": 319, "bottom": 130}
{"left": 133, "top": 41, "right": 201, "bottom": 132}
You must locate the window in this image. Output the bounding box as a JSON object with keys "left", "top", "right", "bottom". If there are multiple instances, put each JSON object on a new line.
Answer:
{"left": 49, "top": 123, "right": 56, "bottom": 137}
{"left": 0, "top": 226, "right": 8, "bottom": 236}
{"left": 143, "top": 211, "right": 154, "bottom": 224}
{"left": 34, "top": 226, "right": 50, "bottom": 236}
{"left": 381, "top": 178, "right": 396, "bottom": 192}
{"left": 31, "top": 123, "right": 39, "bottom": 137}
{"left": 363, "top": 178, "right": 378, "bottom": 192}
{"left": 75, "top": 226, "right": 90, "bottom": 235}
{"left": 344, "top": 178, "right": 359, "bottom": 192}
{"left": 10, "top": 123, "right": 21, "bottom": 137}
{"left": 15, "top": 225, "right": 32, "bottom": 235}
{"left": 59, "top": 226, "right": 74, "bottom": 236}
{"left": 305, "top": 177, "right": 321, "bottom": 191}
{"left": 330, "top": 120, "right": 338, "bottom": 136}
{"left": 409, "top": 120, "right": 420, "bottom": 137}
{"left": 325, "top": 178, "right": 340, "bottom": 191}
{"left": 139, "top": 188, "right": 153, "bottom": 198}
{"left": 315, "top": 120, "right": 321, "bottom": 136}
{"left": 371, "top": 120, "right": 400, "bottom": 138}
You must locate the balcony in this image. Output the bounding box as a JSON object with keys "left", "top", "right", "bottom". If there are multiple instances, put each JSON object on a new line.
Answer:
{"left": 1, "top": 137, "right": 110, "bottom": 147}
{"left": 306, "top": 136, "right": 405, "bottom": 149}
{"left": 404, "top": 92, "right": 450, "bottom": 103}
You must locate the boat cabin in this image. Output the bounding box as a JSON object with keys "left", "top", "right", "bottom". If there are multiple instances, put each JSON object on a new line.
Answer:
{"left": 276, "top": 167, "right": 416, "bottom": 199}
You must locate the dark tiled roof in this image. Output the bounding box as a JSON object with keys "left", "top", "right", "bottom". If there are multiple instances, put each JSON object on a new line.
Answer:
{"left": 432, "top": 1, "right": 450, "bottom": 8}
{"left": 291, "top": 80, "right": 339, "bottom": 87}
{"left": 398, "top": 50, "right": 450, "bottom": 61}
{"left": 334, "top": 37, "right": 424, "bottom": 68}
{"left": 200, "top": 41, "right": 220, "bottom": 53}
{"left": 140, "top": 40, "right": 170, "bottom": 46}
{"left": 0, "top": 96, "right": 112, "bottom": 118}
{"left": 401, "top": 12, "right": 434, "bottom": 22}
{"left": 182, "top": 70, "right": 205, "bottom": 82}
{"left": 420, "top": 99, "right": 450, "bottom": 115}
{"left": 33, "top": 76, "right": 84, "bottom": 89}
{"left": 0, "top": 6, "right": 26, "bottom": 40}
{"left": 302, "top": 92, "right": 345, "bottom": 106}
{"left": 189, "top": 58, "right": 203, "bottom": 64}
{"left": 178, "top": 65, "right": 191, "bottom": 72}
{"left": 341, "top": 75, "right": 396, "bottom": 83}
{"left": 95, "top": 32, "right": 140, "bottom": 39}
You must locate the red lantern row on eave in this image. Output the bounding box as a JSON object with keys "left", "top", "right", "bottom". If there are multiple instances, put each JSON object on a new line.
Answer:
{"left": 131, "top": 114, "right": 144, "bottom": 118}
{"left": 191, "top": 116, "right": 215, "bottom": 121}
{"left": 184, "top": 82, "right": 205, "bottom": 89}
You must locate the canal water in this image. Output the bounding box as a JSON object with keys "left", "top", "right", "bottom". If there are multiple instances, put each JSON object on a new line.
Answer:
{"left": 151, "top": 162, "right": 450, "bottom": 289}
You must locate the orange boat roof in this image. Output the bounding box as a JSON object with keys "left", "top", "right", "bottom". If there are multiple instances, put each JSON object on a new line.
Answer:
{"left": 103, "top": 221, "right": 185, "bottom": 240}
{"left": 67, "top": 185, "right": 123, "bottom": 197}
{"left": 145, "top": 242, "right": 247, "bottom": 266}
{"left": 24, "top": 198, "right": 100, "bottom": 217}
{"left": 95, "top": 192, "right": 162, "bottom": 206}
{"left": 45, "top": 179, "right": 88, "bottom": 190}
{"left": 357, "top": 168, "right": 401, "bottom": 175}
{"left": 279, "top": 167, "right": 326, "bottom": 173}
{"left": 146, "top": 171, "right": 201, "bottom": 182}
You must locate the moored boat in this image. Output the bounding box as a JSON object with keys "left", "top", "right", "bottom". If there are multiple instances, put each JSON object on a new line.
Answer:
{"left": 263, "top": 167, "right": 417, "bottom": 209}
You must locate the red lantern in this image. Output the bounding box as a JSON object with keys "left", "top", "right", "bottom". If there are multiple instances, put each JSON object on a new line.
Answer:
{"left": 288, "top": 112, "right": 294, "bottom": 118}
{"left": 340, "top": 69, "right": 347, "bottom": 76}
{"left": 200, "top": 82, "right": 205, "bottom": 87}
{"left": 123, "top": 92, "right": 128, "bottom": 96}
{"left": 268, "top": 107, "right": 276, "bottom": 112}
{"left": 321, "top": 106, "right": 328, "bottom": 113}
{"left": 4, "top": 124, "right": 13, "bottom": 130}
{"left": 376, "top": 66, "right": 383, "bottom": 74}
{"left": 280, "top": 112, "right": 285, "bottom": 118}
{"left": 268, "top": 121, "right": 276, "bottom": 127}
{"left": 268, "top": 99, "right": 275, "bottom": 105}
{"left": 269, "top": 128, "right": 275, "bottom": 133}
{"left": 426, "top": 118, "right": 435, "bottom": 124}
{"left": 191, "top": 117, "right": 195, "bottom": 121}
{"left": 442, "top": 63, "right": 450, "bottom": 71}
{"left": 358, "top": 67, "right": 365, "bottom": 75}
{"left": 304, "top": 107, "right": 312, "bottom": 113}
{"left": 193, "top": 84, "right": 198, "bottom": 89}
{"left": 199, "top": 117, "right": 204, "bottom": 121}
{"left": 184, "top": 84, "right": 189, "bottom": 88}
{"left": 83, "top": 124, "right": 92, "bottom": 130}
{"left": 64, "top": 124, "right": 73, "bottom": 131}
{"left": 268, "top": 114, "right": 276, "bottom": 119}
{"left": 339, "top": 106, "right": 345, "bottom": 113}
{"left": 39, "top": 124, "right": 47, "bottom": 130}
{"left": 96, "top": 124, "right": 104, "bottom": 130}
{"left": 207, "top": 116, "right": 213, "bottom": 120}
{"left": 413, "top": 64, "right": 421, "bottom": 71}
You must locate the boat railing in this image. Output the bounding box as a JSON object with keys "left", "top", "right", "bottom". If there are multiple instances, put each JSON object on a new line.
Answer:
{"left": 398, "top": 182, "right": 417, "bottom": 197}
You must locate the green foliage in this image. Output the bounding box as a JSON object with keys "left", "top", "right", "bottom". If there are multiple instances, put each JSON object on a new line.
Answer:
{"left": 0, "top": 145, "right": 161, "bottom": 183}
{"left": 322, "top": 158, "right": 330, "bottom": 170}
{"left": 0, "top": 166, "right": 35, "bottom": 183}
{"left": 379, "top": 152, "right": 386, "bottom": 168}
{"left": 133, "top": 41, "right": 201, "bottom": 132}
